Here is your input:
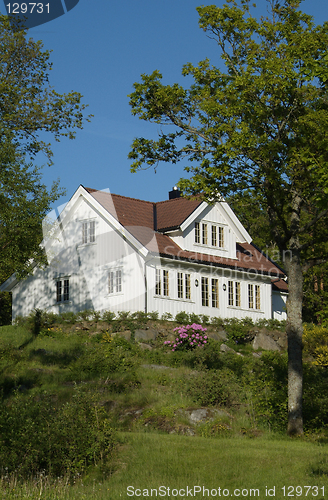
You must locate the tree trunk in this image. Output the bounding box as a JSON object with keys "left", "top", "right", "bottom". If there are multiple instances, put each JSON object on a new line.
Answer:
{"left": 285, "top": 248, "right": 303, "bottom": 436}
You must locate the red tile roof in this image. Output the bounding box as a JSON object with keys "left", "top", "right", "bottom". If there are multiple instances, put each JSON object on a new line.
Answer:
{"left": 85, "top": 187, "right": 285, "bottom": 279}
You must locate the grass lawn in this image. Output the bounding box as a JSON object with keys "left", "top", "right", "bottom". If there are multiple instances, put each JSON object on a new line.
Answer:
{"left": 1, "top": 432, "right": 327, "bottom": 499}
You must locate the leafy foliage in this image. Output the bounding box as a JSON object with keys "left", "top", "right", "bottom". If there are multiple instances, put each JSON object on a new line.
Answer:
{"left": 0, "top": 16, "right": 90, "bottom": 282}
{"left": 303, "top": 324, "right": 328, "bottom": 366}
{"left": 0, "top": 389, "right": 116, "bottom": 478}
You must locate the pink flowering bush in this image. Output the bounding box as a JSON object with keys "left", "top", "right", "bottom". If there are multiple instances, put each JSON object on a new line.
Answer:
{"left": 164, "top": 323, "right": 208, "bottom": 352}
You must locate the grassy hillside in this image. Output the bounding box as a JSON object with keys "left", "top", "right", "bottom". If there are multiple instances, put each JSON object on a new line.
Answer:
{"left": 0, "top": 311, "right": 328, "bottom": 499}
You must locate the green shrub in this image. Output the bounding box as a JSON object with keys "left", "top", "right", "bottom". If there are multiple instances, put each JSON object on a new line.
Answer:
{"left": 102, "top": 310, "right": 116, "bottom": 323}
{"left": 161, "top": 312, "right": 173, "bottom": 321}
{"left": 76, "top": 309, "right": 93, "bottom": 322}
{"left": 245, "top": 351, "right": 288, "bottom": 431}
{"left": 185, "top": 369, "right": 241, "bottom": 407}
{"left": 210, "top": 316, "right": 225, "bottom": 328}
{"left": 69, "top": 336, "right": 139, "bottom": 380}
{"left": 0, "top": 389, "right": 116, "bottom": 477}
{"left": 147, "top": 311, "right": 159, "bottom": 321}
{"left": 189, "top": 313, "right": 201, "bottom": 324}
{"left": 58, "top": 311, "right": 78, "bottom": 324}
{"left": 303, "top": 324, "right": 328, "bottom": 366}
{"left": 175, "top": 311, "right": 190, "bottom": 324}
{"left": 224, "top": 318, "right": 253, "bottom": 343}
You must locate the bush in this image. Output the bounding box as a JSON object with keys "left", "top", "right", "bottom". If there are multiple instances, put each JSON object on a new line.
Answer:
{"left": 0, "top": 389, "right": 116, "bottom": 477}
{"left": 102, "top": 310, "right": 116, "bottom": 323}
{"left": 69, "top": 337, "right": 138, "bottom": 380}
{"left": 164, "top": 324, "right": 208, "bottom": 352}
{"left": 175, "top": 311, "right": 190, "bottom": 324}
{"left": 185, "top": 368, "right": 241, "bottom": 407}
{"left": 224, "top": 318, "right": 254, "bottom": 343}
{"left": 303, "top": 324, "right": 328, "bottom": 366}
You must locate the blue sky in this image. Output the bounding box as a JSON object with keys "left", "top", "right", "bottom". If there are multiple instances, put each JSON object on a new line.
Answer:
{"left": 1, "top": 0, "right": 327, "bottom": 206}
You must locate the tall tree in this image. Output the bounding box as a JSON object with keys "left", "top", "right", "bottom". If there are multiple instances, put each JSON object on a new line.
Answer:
{"left": 0, "top": 15, "right": 89, "bottom": 163}
{"left": 128, "top": 0, "right": 328, "bottom": 435}
{"left": 0, "top": 16, "right": 90, "bottom": 282}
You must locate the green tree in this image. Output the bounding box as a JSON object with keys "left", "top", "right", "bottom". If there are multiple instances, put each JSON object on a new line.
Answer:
{"left": 128, "top": 0, "right": 328, "bottom": 435}
{"left": 0, "top": 16, "right": 90, "bottom": 282}
{"left": 0, "top": 15, "right": 89, "bottom": 163}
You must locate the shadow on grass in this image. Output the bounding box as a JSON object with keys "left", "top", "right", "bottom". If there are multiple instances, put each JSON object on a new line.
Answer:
{"left": 28, "top": 347, "right": 84, "bottom": 367}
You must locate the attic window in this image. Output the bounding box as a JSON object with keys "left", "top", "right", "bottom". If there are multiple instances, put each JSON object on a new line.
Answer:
{"left": 195, "top": 221, "right": 224, "bottom": 248}
{"left": 82, "top": 220, "right": 96, "bottom": 244}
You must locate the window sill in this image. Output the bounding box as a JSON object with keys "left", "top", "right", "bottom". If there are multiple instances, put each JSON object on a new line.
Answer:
{"left": 78, "top": 242, "right": 97, "bottom": 247}
{"left": 194, "top": 243, "right": 226, "bottom": 251}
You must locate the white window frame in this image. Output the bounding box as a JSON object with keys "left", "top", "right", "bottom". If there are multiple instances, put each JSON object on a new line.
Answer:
{"left": 81, "top": 219, "right": 96, "bottom": 245}
{"left": 248, "top": 283, "right": 261, "bottom": 309}
{"left": 155, "top": 269, "right": 169, "bottom": 297}
{"left": 201, "top": 277, "right": 209, "bottom": 307}
{"left": 194, "top": 220, "right": 225, "bottom": 249}
{"left": 211, "top": 278, "right": 219, "bottom": 308}
{"left": 108, "top": 268, "right": 123, "bottom": 295}
{"left": 228, "top": 280, "right": 241, "bottom": 307}
{"left": 177, "top": 272, "right": 192, "bottom": 300}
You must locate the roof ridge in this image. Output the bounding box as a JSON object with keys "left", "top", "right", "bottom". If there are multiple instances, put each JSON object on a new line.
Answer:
{"left": 156, "top": 197, "right": 202, "bottom": 206}
{"left": 84, "top": 187, "right": 155, "bottom": 205}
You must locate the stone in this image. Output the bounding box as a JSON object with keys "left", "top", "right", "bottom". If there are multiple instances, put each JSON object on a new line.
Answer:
{"left": 135, "top": 328, "right": 158, "bottom": 341}
{"left": 208, "top": 328, "right": 228, "bottom": 341}
{"left": 179, "top": 408, "right": 231, "bottom": 425}
{"left": 116, "top": 330, "right": 131, "bottom": 341}
{"left": 220, "top": 343, "right": 235, "bottom": 353}
{"left": 252, "top": 332, "right": 280, "bottom": 351}
{"left": 138, "top": 343, "right": 153, "bottom": 351}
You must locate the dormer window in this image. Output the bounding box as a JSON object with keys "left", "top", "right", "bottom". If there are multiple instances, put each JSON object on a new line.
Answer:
{"left": 195, "top": 222, "right": 200, "bottom": 243}
{"left": 202, "top": 223, "right": 208, "bottom": 245}
{"left": 195, "top": 221, "right": 224, "bottom": 248}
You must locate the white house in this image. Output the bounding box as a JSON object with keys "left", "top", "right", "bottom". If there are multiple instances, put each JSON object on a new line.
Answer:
{"left": 1, "top": 185, "right": 288, "bottom": 321}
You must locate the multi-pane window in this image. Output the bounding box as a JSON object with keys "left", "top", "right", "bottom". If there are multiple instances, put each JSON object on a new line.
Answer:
{"left": 248, "top": 284, "right": 254, "bottom": 309}
{"left": 82, "top": 220, "right": 96, "bottom": 244}
{"left": 218, "top": 227, "right": 224, "bottom": 248}
{"left": 211, "top": 278, "right": 219, "bottom": 308}
{"left": 195, "top": 222, "right": 200, "bottom": 244}
{"left": 235, "top": 282, "right": 241, "bottom": 307}
{"left": 56, "top": 279, "right": 69, "bottom": 303}
{"left": 155, "top": 269, "right": 161, "bottom": 295}
{"left": 228, "top": 280, "right": 241, "bottom": 307}
{"left": 177, "top": 272, "right": 183, "bottom": 298}
{"left": 108, "top": 269, "right": 122, "bottom": 294}
{"left": 155, "top": 269, "right": 169, "bottom": 296}
{"left": 255, "top": 285, "right": 261, "bottom": 310}
{"left": 212, "top": 226, "right": 217, "bottom": 247}
{"left": 201, "top": 277, "right": 209, "bottom": 306}
{"left": 177, "top": 272, "right": 191, "bottom": 300}
{"left": 202, "top": 223, "right": 208, "bottom": 245}
{"left": 185, "top": 274, "right": 191, "bottom": 300}
{"left": 163, "top": 270, "right": 169, "bottom": 296}
{"left": 228, "top": 280, "right": 234, "bottom": 306}
{"left": 195, "top": 221, "right": 224, "bottom": 248}
{"left": 248, "top": 284, "right": 260, "bottom": 309}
